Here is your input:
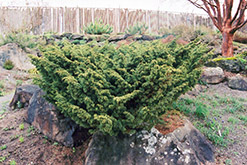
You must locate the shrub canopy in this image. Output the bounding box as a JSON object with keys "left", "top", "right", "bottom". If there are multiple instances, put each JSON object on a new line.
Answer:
{"left": 30, "top": 39, "right": 211, "bottom": 136}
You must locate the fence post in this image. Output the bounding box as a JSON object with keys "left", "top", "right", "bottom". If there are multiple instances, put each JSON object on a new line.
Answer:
{"left": 107, "top": 8, "right": 109, "bottom": 25}
{"left": 92, "top": 8, "right": 94, "bottom": 23}
{"left": 118, "top": 8, "right": 120, "bottom": 33}
{"left": 126, "top": 9, "right": 128, "bottom": 29}
{"left": 76, "top": 7, "right": 80, "bottom": 33}
{"left": 148, "top": 12, "right": 151, "bottom": 33}
{"left": 166, "top": 12, "right": 169, "bottom": 29}
{"left": 50, "top": 8, "right": 53, "bottom": 32}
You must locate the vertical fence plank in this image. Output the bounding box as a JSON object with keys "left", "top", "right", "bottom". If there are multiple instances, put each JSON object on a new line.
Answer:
{"left": 0, "top": 6, "right": 216, "bottom": 35}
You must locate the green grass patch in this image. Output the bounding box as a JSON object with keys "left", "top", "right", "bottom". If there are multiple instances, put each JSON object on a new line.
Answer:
{"left": 172, "top": 93, "right": 246, "bottom": 147}
{"left": 0, "top": 145, "right": 7, "bottom": 150}
{"left": 227, "top": 117, "right": 239, "bottom": 124}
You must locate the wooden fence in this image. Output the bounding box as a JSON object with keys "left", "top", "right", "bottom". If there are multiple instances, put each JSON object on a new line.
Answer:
{"left": 0, "top": 6, "right": 214, "bottom": 35}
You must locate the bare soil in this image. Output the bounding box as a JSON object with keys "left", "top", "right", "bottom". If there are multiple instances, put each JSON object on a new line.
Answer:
{"left": 0, "top": 109, "right": 89, "bottom": 165}
{"left": 155, "top": 110, "right": 185, "bottom": 135}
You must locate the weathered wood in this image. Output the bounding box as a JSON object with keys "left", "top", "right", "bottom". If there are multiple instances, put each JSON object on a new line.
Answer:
{"left": 0, "top": 6, "right": 215, "bottom": 35}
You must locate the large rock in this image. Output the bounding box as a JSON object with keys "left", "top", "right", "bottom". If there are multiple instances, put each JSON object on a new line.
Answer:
{"left": 205, "top": 58, "right": 246, "bottom": 73}
{"left": 228, "top": 74, "right": 247, "bottom": 91}
{"left": 71, "top": 34, "right": 84, "bottom": 40}
{"left": 216, "top": 59, "right": 242, "bottom": 73}
{"left": 84, "top": 120, "right": 215, "bottom": 165}
{"left": 201, "top": 67, "right": 225, "bottom": 84}
{"left": 135, "top": 35, "right": 155, "bottom": 41}
{"left": 0, "top": 43, "right": 35, "bottom": 70}
{"left": 108, "top": 34, "right": 127, "bottom": 42}
{"left": 10, "top": 85, "right": 90, "bottom": 147}
{"left": 9, "top": 85, "right": 40, "bottom": 109}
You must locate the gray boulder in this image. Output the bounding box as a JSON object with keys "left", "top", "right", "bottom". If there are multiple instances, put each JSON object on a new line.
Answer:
{"left": 216, "top": 59, "right": 242, "bottom": 73}
{"left": 84, "top": 120, "right": 215, "bottom": 165}
{"left": 228, "top": 74, "right": 247, "bottom": 91}
{"left": 201, "top": 67, "right": 225, "bottom": 84}
{"left": 108, "top": 34, "right": 127, "bottom": 42}
{"left": 10, "top": 85, "right": 90, "bottom": 147}
{"left": 71, "top": 34, "right": 84, "bottom": 40}
{"left": 0, "top": 43, "right": 35, "bottom": 70}
{"left": 9, "top": 85, "right": 40, "bottom": 109}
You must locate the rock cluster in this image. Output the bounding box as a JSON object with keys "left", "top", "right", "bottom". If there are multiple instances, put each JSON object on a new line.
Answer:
{"left": 47, "top": 33, "right": 156, "bottom": 44}
{"left": 201, "top": 66, "right": 247, "bottom": 91}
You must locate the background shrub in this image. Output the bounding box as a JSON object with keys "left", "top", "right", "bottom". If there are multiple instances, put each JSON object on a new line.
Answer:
{"left": 125, "top": 22, "right": 148, "bottom": 35}
{"left": 84, "top": 19, "right": 113, "bottom": 35}
{"left": 3, "top": 60, "right": 14, "bottom": 70}
{"left": 30, "top": 39, "right": 211, "bottom": 136}
{"left": 0, "top": 31, "right": 41, "bottom": 51}
{"left": 0, "top": 81, "right": 4, "bottom": 96}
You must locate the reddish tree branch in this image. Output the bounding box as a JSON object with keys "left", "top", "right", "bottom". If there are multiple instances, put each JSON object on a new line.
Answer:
{"left": 231, "top": 1, "right": 243, "bottom": 24}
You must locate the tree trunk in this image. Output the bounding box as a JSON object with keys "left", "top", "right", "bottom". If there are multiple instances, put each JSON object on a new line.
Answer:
{"left": 222, "top": 31, "right": 234, "bottom": 57}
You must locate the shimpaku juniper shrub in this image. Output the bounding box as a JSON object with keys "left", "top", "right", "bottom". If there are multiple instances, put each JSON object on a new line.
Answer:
{"left": 30, "top": 39, "right": 211, "bottom": 136}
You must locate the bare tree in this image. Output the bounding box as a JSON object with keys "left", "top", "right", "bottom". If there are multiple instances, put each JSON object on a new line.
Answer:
{"left": 188, "top": 0, "right": 247, "bottom": 57}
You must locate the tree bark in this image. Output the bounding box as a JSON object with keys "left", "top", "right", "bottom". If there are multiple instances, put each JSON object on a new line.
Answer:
{"left": 222, "top": 31, "right": 234, "bottom": 57}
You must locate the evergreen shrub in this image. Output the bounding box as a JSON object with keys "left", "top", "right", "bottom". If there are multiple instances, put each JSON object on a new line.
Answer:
{"left": 30, "top": 39, "right": 211, "bottom": 136}
{"left": 84, "top": 20, "right": 113, "bottom": 35}
{"left": 125, "top": 22, "right": 148, "bottom": 35}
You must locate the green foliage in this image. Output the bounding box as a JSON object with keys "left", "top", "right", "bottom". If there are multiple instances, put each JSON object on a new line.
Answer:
{"left": 173, "top": 93, "right": 247, "bottom": 147}
{"left": 0, "top": 156, "right": 6, "bottom": 163}
{"left": 3, "top": 60, "right": 14, "bottom": 70}
{"left": 238, "top": 115, "right": 247, "bottom": 124}
{"left": 125, "top": 22, "right": 148, "bottom": 35}
{"left": 194, "top": 119, "right": 230, "bottom": 147}
{"left": 195, "top": 102, "right": 209, "bottom": 119}
{"left": 227, "top": 117, "right": 239, "bottom": 124}
{"left": 19, "top": 136, "right": 24, "bottom": 143}
{"left": 9, "top": 160, "right": 16, "bottom": 165}
{"left": 0, "top": 145, "right": 7, "bottom": 150}
{"left": 30, "top": 39, "right": 211, "bottom": 136}
{"left": 17, "top": 101, "right": 24, "bottom": 109}
{"left": 0, "top": 31, "right": 40, "bottom": 50}
{"left": 0, "top": 81, "right": 4, "bottom": 96}
{"left": 159, "top": 25, "right": 218, "bottom": 43}
{"left": 16, "top": 80, "right": 23, "bottom": 86}
{"left": 19, "top": 123, "right": 24, "bottom": 130}
{"left": 84, "top": 19, "right": 113, "bottom": 35}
